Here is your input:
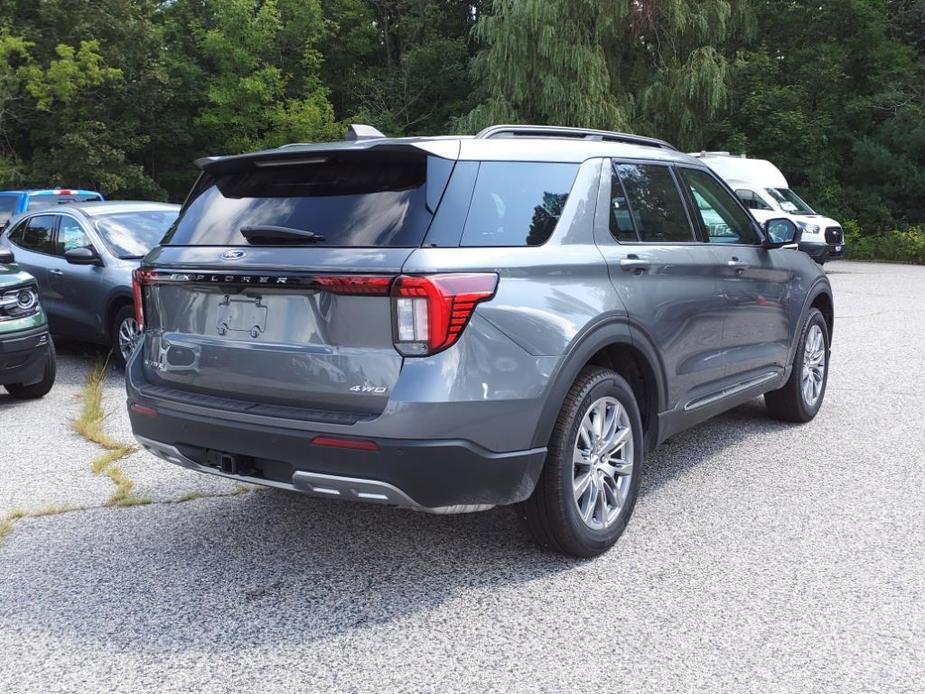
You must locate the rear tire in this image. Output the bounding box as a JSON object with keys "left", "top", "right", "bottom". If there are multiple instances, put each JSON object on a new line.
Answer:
{"left": 5, "top": 337, "right": 56, "bottom": 400}
{"left": 520, "top": 367, "right": 643, "bottom": 558}
{"left": 765, "top": 308, "right": 829, "bottom": 422}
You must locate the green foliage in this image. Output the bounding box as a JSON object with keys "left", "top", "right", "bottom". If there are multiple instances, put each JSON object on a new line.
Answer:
{"left": 845, "top": 220, "right": 925, "bottom": 263}
{"left": 461, "top": 0, "right": 754, "bottom": 147}
{"left": 0, "top": 0, "right": 921, "bottom": 253}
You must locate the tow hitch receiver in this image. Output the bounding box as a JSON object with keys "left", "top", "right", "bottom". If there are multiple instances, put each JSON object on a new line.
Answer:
{"left": 204, "top": 450, "right": 253, "bottom": 476}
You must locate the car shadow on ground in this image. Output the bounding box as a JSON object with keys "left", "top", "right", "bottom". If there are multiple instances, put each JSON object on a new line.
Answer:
{"left": 2, "top": 393, "right": 794, "bottom": 651}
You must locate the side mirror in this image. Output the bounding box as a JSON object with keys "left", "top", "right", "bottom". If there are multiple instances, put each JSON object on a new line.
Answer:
{"left": 0, "top": 247, "right": 14, "bottom": 265}
{"left": 64, "top": 246, "right": 103, "bottom": 266}
{"left": 763, "top": 218, "right": 801, "bottom": 249}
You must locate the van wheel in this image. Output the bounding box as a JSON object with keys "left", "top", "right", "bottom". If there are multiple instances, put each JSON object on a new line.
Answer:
{"left": 5, "top": 337, "right": 56, "bottom": 400}
{"left": 520, "top": 367, "right": 643, "bottom": 557}
{"left": 765, "top": 308, "right": 829, "bottom": 422}
{"left": 112, "top": 305, "right": 141, "bottom": 368}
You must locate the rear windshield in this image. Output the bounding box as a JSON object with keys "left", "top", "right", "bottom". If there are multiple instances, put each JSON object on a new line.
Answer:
{"left": 27, "top": 193, "right": 103, "bottom": 211}
{"left": 0, "top": 197, "right": 15, "bottom": 225}
{"left": 164, "top": 153, "right": 442, "bottom": 248}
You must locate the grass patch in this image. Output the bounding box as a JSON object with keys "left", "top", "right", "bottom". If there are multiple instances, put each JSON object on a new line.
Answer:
{"left": 0, "top": 504, "right": 83, "bottom": 545}
{"left": 72, "top": 358, "right": 147, "bottom": 506}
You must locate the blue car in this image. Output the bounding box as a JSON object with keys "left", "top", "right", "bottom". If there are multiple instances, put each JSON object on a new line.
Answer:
{"left": 0, "top": 189, "right": 104, "bottom": 228}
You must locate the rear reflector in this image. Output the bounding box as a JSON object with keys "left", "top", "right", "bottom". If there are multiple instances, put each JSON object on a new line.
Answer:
{"left": 129, "top": 402, "right": 158, "bottom": 418}
{"left": 311, "top": 436, "right": 380, "bottom": 451}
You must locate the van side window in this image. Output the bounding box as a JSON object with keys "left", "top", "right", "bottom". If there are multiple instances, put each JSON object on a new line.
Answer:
{"left": 614, "top": 163, "right": 693, "bottom": 243}
{"left": 681, "top": 169, "right": 761, "bottom": 245}
{"left": 736, "top": 189, "right": 772, "bottom": 211}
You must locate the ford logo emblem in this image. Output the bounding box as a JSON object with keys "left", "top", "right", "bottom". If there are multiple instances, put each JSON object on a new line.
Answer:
{"left": 222, "top": 250, "right": 246, "bottom": 260}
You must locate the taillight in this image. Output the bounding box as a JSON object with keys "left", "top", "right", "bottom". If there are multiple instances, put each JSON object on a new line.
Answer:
{"left": 132, "top": 269, "right": 155, "bottom": 329}
{"left": 391, "top": 274, "right": 498, "bottom": 356}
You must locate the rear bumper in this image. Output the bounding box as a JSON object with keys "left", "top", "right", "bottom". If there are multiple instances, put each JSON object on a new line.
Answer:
{"left": 0, "top": 325, "right": 50, "bottom": 386}
{"left": 128, "top": 398, "right": 547, "bottom": 511}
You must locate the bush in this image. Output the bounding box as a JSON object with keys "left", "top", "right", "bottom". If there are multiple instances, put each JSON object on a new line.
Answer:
{"left": 844, "top": 220, "right": 925, "bottom": 264}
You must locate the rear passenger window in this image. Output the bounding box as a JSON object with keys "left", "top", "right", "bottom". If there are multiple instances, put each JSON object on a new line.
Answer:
{"left": 460, "top": 162, "right": 578, "bottom": 246}
{"left": 614, "top": 164, "right": 692, "bottom": 243}
{"left": 14, "top": 215, "right": 56, "bottom": 254}
{"left": 609, "top": 173, "right": 638, "bottom": 242}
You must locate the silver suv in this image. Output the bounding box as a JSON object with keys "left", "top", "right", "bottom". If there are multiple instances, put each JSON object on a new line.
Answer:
{"left": 127, "top": 125, "right": 833, "bottom": 557}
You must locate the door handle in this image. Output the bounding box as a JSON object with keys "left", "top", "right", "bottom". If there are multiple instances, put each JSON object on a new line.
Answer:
{"left": 49, "top": 269, "right": 64, "bottom": 276}
{"left": 619, "top": 256, "right": 650, "bottom": 273}
{"left": 727, "top": 258, "right": 748, "bottom": 273}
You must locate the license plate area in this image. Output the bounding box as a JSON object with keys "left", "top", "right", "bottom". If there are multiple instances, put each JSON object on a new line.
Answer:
{"left": 216, "top": 294, "right": 268, "bottom": 338}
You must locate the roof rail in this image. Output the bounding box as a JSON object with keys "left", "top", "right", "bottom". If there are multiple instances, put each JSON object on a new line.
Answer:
{"left": 475, "top": 125, "right": 677, "bottom": 151}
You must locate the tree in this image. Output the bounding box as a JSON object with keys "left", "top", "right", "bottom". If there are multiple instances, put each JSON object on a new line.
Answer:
{"left": 462, "top": 0, "right": 754, "bottom": 148}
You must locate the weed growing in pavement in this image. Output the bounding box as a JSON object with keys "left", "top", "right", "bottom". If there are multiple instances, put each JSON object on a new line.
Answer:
{"left": 0, "top": 359, "right": 259, "bottom": 548}
{"left": 71, "top": 358, "right": 146, "bottom": 507}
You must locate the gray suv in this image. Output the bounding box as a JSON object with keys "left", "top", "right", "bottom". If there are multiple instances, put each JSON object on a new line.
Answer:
{"left": 127, "top": 125, "right": 833, "bottom": 557}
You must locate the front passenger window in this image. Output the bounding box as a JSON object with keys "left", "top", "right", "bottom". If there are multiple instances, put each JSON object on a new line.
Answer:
{"left": 56, "top": 217, "right": 93, "bottom": 256}
{"left": 680, "top": 169, "right": 760, "bottom": 245}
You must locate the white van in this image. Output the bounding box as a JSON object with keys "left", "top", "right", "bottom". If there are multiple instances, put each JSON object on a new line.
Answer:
{"left": 692, "top": 152, "right": 845, "bottom": 264}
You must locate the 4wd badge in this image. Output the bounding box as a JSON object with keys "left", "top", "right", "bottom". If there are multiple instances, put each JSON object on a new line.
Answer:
{"left": 349, "top": 384, "right": 387, "bottom": 394}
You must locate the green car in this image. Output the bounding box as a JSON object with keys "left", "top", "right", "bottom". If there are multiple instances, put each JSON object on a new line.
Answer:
{"left": 0, "top": 247, "right": 55, "bottom": 399}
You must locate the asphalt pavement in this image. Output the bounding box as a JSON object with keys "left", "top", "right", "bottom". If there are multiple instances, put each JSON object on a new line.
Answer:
{"left": 0, "top": 260, "right": 922, "bottom": 693}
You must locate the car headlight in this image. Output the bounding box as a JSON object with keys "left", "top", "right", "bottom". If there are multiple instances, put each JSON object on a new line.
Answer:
{"left": 0, "top": 285, "right": 40, "bottom": 320}
{"left": 799, "top": 222, "right": 820, "bottom": 235}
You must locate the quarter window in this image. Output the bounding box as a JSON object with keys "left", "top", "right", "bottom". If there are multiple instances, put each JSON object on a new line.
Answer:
{"left": 614, "top": 163, "right": 693, "bottom": 243}
{"left": 15, "top": 215, "right": 56, "bottom": 254}
{"left": 680, "top": 169, "right": 760, "bottom": 245}
{"left": 460, "top": 162, "right": 578, "bottom": 247}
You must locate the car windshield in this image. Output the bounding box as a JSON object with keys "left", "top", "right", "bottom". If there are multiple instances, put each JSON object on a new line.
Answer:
{"left": 765, "top": 188, "right": 815, "bottom": 215}
{"left": 94, "top": 210, "right": 178, "bottom": 259}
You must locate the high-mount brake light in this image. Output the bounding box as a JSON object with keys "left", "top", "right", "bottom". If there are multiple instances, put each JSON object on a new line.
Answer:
{"left": 391, "top": 274, "right": 498, "bottom": 356}
{"left": 132, "top": 269, "right": 156, "bottom": 329}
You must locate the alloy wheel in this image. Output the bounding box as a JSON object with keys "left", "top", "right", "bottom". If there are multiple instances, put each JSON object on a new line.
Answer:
{"left": 801, "top": 324, "right": 826, "bottom": 406}
{"left": 118, "top": 316, "right": 142, "bottom": 363}
{"left": 572, "top": 396, "right": 635, "bottom": 531}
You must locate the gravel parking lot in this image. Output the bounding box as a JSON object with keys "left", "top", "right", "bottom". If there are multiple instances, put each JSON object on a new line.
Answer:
{"left": 1, "top": 260, "right": 923, "bottom": 693}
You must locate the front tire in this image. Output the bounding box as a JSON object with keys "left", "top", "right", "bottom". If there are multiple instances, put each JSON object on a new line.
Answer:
{"left": 765, "top": 308, "right": 829, "bottom": 422}
{"left": 112, "top": 305, "right": 141, "bottom": 368}
{"left": 5, "top": 337, "right": 56, "bottom": 400}
{"left": 521, "top": 367, "right": 643, "bottom": 557}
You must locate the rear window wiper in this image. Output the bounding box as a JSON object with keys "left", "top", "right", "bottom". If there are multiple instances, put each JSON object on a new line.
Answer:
{"left": 239, "top": 225, "right": 326, "bottom": 244}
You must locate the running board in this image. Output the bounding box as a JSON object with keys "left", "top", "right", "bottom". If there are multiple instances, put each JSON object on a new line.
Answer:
{"left": 683, "top": 371, "right": 781, "bottom": 412}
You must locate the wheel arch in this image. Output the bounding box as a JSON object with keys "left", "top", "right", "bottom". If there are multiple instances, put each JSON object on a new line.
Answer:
{"left": 105, "top": 292, "right": 135, "bottom": 340}
{"left": 531, "top": 320, "right": 666, "bottom": 454}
